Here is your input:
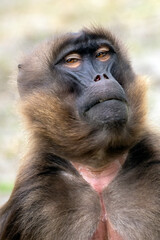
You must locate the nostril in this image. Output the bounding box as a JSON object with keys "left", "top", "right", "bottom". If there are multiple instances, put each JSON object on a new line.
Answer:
{"left": 94, "top": 75, "right": 101, "bottom": 82}
{"left": 103, "top": 74, "right": 109, "bottom": 79}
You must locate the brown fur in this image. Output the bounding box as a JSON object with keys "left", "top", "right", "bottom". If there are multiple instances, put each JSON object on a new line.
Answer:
{"left": 0, "top": 27, "right": 159, "bottom": 240}
{"left": 18, "top": 75, "right": 147, "bottom": 168}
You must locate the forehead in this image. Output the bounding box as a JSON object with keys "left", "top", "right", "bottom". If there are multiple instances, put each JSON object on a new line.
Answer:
{"left": 51, "top": 29, "right": 117, "bottom": 63}
{"left": 57, "top": 30, "right": 115, "bottom": 52}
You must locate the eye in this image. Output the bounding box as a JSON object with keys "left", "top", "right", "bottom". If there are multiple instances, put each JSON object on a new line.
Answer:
{"left": 95, "top": 47, "right": 110, "bottom": 62}
{"left": 64, "top": 53, "right": 82, "bottom": 68}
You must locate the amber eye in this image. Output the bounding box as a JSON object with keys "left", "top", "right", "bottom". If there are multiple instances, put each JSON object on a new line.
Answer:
{"left": 64, "top": 53, "right": 81, "bottom": 68}
{"left": 95, "top": 47, "right": 110, "bottom": 62}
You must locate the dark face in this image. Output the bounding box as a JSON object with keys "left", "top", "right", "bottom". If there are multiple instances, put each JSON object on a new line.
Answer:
{"left": 50, "top": 31, "right": 131, "bottom": 128}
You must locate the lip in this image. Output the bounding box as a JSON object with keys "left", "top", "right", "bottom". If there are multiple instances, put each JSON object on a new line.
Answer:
{"left": 76, "top": 78, "right": 128, "bottom": 120}
{"left": 84, "top": 98, "right": 127, "bottom": 114}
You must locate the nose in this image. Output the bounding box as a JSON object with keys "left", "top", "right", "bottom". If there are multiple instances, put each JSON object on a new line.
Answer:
{"left": 94, "top": 74, "right": 109, "bottom": 82}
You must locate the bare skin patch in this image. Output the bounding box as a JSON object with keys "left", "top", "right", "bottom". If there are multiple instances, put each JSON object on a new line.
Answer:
{"left": 72, "top": 157, "right": 127, "bottom": 240}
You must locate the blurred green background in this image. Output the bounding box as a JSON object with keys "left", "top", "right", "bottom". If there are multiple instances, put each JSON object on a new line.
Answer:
{"left": 0, "top": 0, "right": 160, "bottom": 205}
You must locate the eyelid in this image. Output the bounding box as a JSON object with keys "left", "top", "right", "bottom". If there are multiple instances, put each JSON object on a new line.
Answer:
{"left": 95, "top": 46, "right": 110, "bottom": 55}
{"left": 95, "top": 46, "right": 111, "bottom": 61}
{"left": 64, "top": 52, "right": 82, "bottom": 68}
{"left": 65, "top": 53, "right": 81, "bottom": 61}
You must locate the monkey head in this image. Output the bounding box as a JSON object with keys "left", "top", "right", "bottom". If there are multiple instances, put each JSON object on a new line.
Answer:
{"left": 17, "top": 28, "right": 147, "bottom": 168}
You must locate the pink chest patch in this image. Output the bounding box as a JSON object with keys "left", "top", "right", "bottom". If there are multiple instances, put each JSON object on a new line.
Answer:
{"left": 73, "top": 160, "right": 121, "bottom": 193}
{"left": 72, "top": 160, "right": 124, "bottom": 240}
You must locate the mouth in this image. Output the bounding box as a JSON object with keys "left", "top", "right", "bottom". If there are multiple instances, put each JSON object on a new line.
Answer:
{"left": 84, "top": 98, "right": 127, "bottom": 115}
{"left": 76, "top": 79, "right": 129, "bottom": 127}
{"left": 82, "top": 98, "right": 128, "bottom": 126}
